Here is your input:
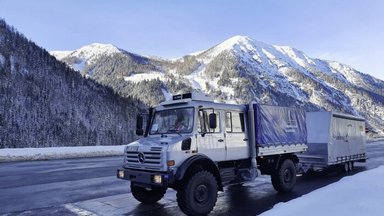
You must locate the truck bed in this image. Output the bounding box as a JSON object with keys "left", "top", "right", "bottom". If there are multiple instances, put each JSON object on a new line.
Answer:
{"left": 257, "top": 143, "right": 307, "bottom": 156}
{"left": 248, "top": 104, "right": 308, "bottom": 156}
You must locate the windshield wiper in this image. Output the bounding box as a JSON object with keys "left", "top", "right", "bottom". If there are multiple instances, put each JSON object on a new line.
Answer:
{"left": 167, "top": 129, "right": 182, "bottom": 137}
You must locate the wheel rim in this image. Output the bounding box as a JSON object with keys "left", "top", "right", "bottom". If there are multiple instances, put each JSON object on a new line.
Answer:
{"left": 194, "top": 184, "right": 208, "bottom": 203}
{"left": 283, "top": 169, "right": 292, "bottom": 183}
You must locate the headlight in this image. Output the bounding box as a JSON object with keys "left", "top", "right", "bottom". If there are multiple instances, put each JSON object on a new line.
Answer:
{"left": 118, "top": 170, "right": 125, "bottom": 178}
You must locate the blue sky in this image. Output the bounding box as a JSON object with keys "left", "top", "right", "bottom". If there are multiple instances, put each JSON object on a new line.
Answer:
{"left": 0, "top": 0, "right": 383, "bottom": 80}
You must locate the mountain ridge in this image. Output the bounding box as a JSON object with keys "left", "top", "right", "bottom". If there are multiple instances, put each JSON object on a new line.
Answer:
{"left": 50, "top": 35, "right": 384, "bottom": 132}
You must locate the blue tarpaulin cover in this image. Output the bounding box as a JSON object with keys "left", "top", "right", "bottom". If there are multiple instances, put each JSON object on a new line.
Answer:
{"left": 253, "top": 104, "right": 307, "bottom": 146}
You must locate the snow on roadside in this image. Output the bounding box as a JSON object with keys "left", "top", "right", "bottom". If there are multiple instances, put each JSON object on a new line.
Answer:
{"left": 0, "top": 145, "right": 126, "bottom": 162}
{"left": 260, "top": 165, "right": 384, "bottom": 216}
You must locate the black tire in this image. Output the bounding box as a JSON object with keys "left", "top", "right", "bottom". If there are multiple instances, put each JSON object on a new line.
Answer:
{"left": 271, "top": 159, "right": 297, "bottom": 193}
{"left": 271, "top": 172, "right": 280, "bottom": 191}
{"left": 229, "top": 182, "right": 244, "bottom": 187}
{"left": 131, "top": 183, "right": 166, "bottom": 204}
{"left": 176, "top": 171, "right": 218, "bottom": 216}
{"left": 342, "top": 162, "right": 349, "bottom": 173}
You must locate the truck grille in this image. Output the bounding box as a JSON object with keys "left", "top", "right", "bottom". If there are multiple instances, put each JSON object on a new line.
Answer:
{"left": 126, "top": 147, "right": 162, "bottom": 166}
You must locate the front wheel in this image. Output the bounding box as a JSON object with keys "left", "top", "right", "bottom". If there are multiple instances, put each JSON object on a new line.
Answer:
{"left": 131, "top": 183, "right": 166, "bottom": 204}
{"left": 271, "top": 159, "right": 297, "bottom": 193}
{"left": 176, "top": 171, "right": 218, "bottom": 216}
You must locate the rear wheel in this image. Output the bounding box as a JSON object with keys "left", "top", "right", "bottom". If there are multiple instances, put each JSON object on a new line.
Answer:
{"left": 131, "top": 183, "right": 166, "bottom": 204}
{"left": 176, "top": 171, "right": 218, "bottom": 215}
{"left": 271, "top": 159, "right": 297, "bottom": 193}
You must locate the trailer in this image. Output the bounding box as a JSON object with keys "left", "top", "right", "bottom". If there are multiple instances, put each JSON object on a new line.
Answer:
{"left": 298, "top": 111, "right": 366, "bottom": 173}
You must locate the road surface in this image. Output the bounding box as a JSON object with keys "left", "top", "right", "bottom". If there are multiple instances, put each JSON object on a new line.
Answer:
{"left": 0, "top": 140, "right": 383, "bottom": 215}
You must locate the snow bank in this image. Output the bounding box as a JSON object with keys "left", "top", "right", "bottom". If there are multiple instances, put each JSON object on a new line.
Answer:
{"left": 260, "top": 165, "right": 384, "bottom": 216}
{"left": 0, "top": 145, "right": 125, "bottom": 162}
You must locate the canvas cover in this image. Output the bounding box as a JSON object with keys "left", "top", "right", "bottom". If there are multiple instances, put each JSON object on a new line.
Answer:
{"left": 329, "top": 114, "right": 366, "bottom": 163}
{"left": 302, "top": 111, "right": 366, "bottom": 165}
{"left": 253, "top": 104, "right": 307, "bottom": 146}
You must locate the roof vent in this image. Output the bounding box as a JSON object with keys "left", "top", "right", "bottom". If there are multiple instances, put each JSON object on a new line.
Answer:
{"left": 172, "top": 92, "right": 213, "bottom": 102}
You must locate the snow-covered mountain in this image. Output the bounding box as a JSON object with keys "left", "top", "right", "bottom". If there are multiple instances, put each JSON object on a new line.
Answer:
{"left": 51, "top": 36, "right": 384, "bottom": 132}
{"left": 51, "top": 43, "right": 142, "bottom": 75}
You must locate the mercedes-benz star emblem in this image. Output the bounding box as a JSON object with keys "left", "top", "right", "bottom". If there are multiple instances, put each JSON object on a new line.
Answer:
{"left": 138, "top": 152, "right": 145, "bottom": 163}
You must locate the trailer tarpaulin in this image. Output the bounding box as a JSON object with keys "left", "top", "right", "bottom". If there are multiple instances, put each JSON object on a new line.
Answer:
{"left": 254, "top": 104, "right": 307, "bottom": 146}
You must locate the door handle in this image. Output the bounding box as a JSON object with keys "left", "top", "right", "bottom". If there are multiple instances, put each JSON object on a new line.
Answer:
{"left": 243, "top": 138, "right": 248, "bottom": 141}
{"left": 218, "top": 139, "right": 224, "bottom": 142}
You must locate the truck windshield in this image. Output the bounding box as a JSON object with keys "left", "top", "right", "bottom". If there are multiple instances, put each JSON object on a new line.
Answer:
{"left": 150, "top": 108, "right": 194, "bottom": 135}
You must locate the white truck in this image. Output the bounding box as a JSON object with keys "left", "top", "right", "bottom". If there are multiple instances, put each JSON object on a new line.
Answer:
{"left": 298, "top": 111, "right": 366, "bottom": 173}
{"left": 117, "top": 92, "right": 308, "bottom": 215}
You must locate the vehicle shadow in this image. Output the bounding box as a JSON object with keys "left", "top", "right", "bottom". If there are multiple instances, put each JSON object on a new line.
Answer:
{"left": 212, "top": 165, "right": 367, "bottom": 216}
{"left": 125, "top": 201, "right": 182, "bottom": 216}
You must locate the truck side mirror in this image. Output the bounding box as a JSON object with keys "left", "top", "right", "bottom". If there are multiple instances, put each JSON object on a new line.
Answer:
{"left": 209, "top": 113, "right": 217, "bottom": 129}
{"left": 136, "top": 115, "right": 144, "bottom": 136}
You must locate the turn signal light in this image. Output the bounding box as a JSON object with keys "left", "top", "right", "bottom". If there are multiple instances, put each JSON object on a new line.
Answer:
{"left": 167, "top": 160, "right": 175, "bottom": 166}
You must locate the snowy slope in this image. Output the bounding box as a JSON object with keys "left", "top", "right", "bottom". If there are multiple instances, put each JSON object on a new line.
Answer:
{"left": 51, "top": 36, "right": 384, "bottom": 131}
{"left": 260, "top": 165, "right": 384, "bottom": 216}
{"left": 190, "top": 36, "right": 312, "bottom": 102}
{"left": 52, "top": 43, "right": 122, "bottom": 63}
{"left": 185, "top": 36, "right": 384, "bottom": 130}
{"left": 50, "top": 43, "right": 123, "bottom": 73}
{"left": 50, "top": 42, "right": 163, "bottom": 78}
{"left": 50, "top": 50, "right": 72, "bottom": 60}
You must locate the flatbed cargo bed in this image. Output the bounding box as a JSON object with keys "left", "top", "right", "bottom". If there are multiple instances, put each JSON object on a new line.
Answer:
{"left": 257, "top": 143, "right": 307, "bottom": 156}
{"left": 248, "top": 104, "right": 308, "bottom": 156}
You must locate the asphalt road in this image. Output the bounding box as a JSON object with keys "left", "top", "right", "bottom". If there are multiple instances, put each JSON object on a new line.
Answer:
{"left": 1, "top": 140, "right": 383, "bottom": 216}
{"left": 0, "top": 157, "right": 129, "bottom": 215}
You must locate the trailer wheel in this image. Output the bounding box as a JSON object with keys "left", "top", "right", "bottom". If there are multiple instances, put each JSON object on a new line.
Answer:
{"left": 348, "top": 161, "right": 354, "bottom": 171}
{"left": 271, "top": 159, "right": 297, "bottom": 193}
{"left": 131, "top": 183, "right": 166, "bottom": 204}
{"left": 176, "top": 171, "right": 218, "bottom": 215}
{"left": 342, "top": 162, "right": 350, "bottom": 173}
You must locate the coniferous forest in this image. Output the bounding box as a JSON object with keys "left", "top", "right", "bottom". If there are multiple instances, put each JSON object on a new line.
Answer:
{"left": 0, "top": 19, "right": 144, "bottom": 148}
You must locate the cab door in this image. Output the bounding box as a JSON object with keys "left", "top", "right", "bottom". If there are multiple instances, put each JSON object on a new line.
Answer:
{"left": 225, "top": 111, "right": 249, "bottom": 160}
{"left": 196, "top": 109, "right": 226, "bottom": 161}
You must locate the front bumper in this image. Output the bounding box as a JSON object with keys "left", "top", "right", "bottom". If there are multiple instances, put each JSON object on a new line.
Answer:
{"left": 117, "top": 168, "right": 174, "bottom": 187}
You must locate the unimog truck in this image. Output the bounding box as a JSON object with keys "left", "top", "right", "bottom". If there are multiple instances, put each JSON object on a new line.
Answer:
{"left": 117, "top": 92, "right": 307, "bottom": 215}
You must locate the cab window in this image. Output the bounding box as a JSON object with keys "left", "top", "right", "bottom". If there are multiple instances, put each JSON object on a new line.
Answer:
{"left": 226, "top": 111, "right": 244, "bottom": 133}
{"left": 198, "top": 109, "right": 220, "bottom": 133}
